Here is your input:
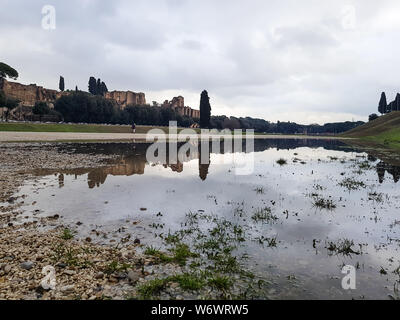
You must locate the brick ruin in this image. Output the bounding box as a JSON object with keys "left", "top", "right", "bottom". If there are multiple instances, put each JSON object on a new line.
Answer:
{"left": 0, "top": 79, "right": 63, "bottom": 108}
{"left": 104, "top": 90, "right": 146, "bottom": 108}
{"left": 162, "top": 96, "right": 200, "bottom": 119}
{"left": 0, "top": 79, "right": 200, "bottom": 120}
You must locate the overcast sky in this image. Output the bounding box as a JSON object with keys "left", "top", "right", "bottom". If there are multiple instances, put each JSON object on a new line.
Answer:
{"left": 1, "top": 0, "right": 399, "bottom": 124}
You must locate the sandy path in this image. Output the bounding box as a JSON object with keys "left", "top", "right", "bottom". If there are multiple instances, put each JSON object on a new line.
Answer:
{"left": 0, "top": 131, "right": 343, "bottom": 142}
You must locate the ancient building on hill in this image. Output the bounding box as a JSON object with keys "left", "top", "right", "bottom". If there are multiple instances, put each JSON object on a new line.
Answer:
{"left": 162, "top": 96, "right": 200, "bottom": 119}
{"left": 0, "top": 78, "right": 200, "bottom": 119}
{"left": 104, "top": 90, "right": 146, "bottom": 108}
{"left": 0, "top": 79, "right": 63, "bottom": 107}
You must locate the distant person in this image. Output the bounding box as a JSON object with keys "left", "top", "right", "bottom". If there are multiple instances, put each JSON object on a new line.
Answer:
{"left": 131, "top": 122, "right": 136, "bottom": 134}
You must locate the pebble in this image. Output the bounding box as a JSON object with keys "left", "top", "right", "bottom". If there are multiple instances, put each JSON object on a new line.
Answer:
{"left": 20, "top": 261, "right": 34, "bottom": 270}
{"left": 3, "top": 265, "right": 12, "bottom": 274}
{"left": 128, "top": 270, "right": 140, "bottom": 283}
{"left": 60, "top": 285, "right": 75, "bottom": 293}
{"left": 64, "top": 269, "right": 76, "bottom": 276}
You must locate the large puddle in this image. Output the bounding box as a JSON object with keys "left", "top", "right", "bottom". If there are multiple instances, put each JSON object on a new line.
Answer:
{"left": 3, "top": 139, "right": 400, "bottom": 299}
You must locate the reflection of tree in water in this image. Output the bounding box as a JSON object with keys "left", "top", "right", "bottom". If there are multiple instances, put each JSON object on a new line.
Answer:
{"left": 199, "top": 145, "right": 210, "bottom": 181}
{"left": 58, "top": 174, "right": 64, "bottom": 188}
{"left": 52, "top": 140, "right": 400, "bottom": 188}
{"left": 88, "top": 169, "right": 108, "bottom": 189}
{"left": 376, "top": 161, "right": 400, "bottom": 183}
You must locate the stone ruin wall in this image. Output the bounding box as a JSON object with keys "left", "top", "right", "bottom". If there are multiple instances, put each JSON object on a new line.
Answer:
{"left": 0, "top": 79, "right": 199, "bottom": 119}
{"left": 0, "top": 79, "right": 61, "bottom": 107}
{"left": 162, "top": 96, "right": 200, "bottom": 119}
{"left": 104, "top": 91, "right": 146, "bottom": 108}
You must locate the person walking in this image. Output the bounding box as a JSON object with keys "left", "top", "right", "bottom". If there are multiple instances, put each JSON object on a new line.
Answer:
{"left": 131, "top": 122, "right": 136, "bottom": 134}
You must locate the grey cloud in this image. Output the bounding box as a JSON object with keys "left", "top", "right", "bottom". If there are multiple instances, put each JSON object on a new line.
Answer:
{"left": 1, "top": 0, "right": 400, "bottom": 123}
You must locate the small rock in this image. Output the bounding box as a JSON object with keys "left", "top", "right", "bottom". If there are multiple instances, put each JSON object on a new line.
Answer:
{"left": 3, "top": 265, "right": 12, "bottom": 274}
{"left": 20, "top": 261, "right": 34, "bottom": 270}
{"left": 60, "top": 285, "right": 75, "bottom": 293}
{"left": 64, "top": 269, "right": 76, "bottom": 276}
{"left": 134, "top": 238, "right": 141, "bottom": 245}
{"left": 108, "top": 276, "right": 119, "bottom": 283}
{"left": 115, "top": 272, "right": 127, "bottom": 280}
{"left": 128, "top": 270, "right": 140, "bottom": 283}
{"left": 95, "top": 272, "right": 104, "bottom": 279}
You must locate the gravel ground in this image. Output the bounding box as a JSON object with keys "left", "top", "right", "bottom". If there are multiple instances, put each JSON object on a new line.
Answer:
{"left": 0, "top": 143, "right": 182, "bottom": 300}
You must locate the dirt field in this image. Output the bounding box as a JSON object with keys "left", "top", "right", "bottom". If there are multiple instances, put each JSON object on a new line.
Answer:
{"left": 0, "top": 131, "right": 342, "bottom": 142}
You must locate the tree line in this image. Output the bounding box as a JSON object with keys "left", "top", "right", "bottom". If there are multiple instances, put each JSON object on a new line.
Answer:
{"left": 54, "top": 92, "right": 196, "bottom": 127}
{"left": 378, "top": 92, "right": 400, "bottom": 114}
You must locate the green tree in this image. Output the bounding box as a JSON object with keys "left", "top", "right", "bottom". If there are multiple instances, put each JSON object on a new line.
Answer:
{"left": 394, "top": 93, "right": 400, "bottom": 111}
{"left": 200, "top": 90, "right": 211, "bottom": 128}
{"left": 59, "top": 76, "right": 65, "bottom": 91}
{"left": 99, "top": 81, "right": 108, "bottom": 95}
{"left": 0, "top": 62, "right": 19, "bottom": 80}
{"left": 2, "top": 96, "right": 19, "bottom": 121}
{"left": 378, "top": 92, "right": 387, "bottom": 114}
{"left": 33, "top": 102, "right": 51, "bottom": 121}
{"left": 368, "top": 113, "right": 379, "bottom": 122}
{"left": 88, "top": 77, "right": 97, "bottom": 95}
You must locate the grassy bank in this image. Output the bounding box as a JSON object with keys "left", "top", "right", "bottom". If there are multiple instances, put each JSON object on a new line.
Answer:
{"left": 0, "top": 122, "right": 200, "bottom": 134}
{"left": 360, "top": 128, "right": 400, "bottom": 149}
{"left": 341, "top": 112, "right": 400, "bottom": 150}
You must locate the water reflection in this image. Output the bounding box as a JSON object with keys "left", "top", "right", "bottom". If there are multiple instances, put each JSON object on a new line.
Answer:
{"left": 376, "top": 161, "right": 400, "bottom": 183}
{"left": 12, "top": 138, "right": 400, "bottom": 299}
{"left": 42, "top": 139, "right": 400, "bottom": 188}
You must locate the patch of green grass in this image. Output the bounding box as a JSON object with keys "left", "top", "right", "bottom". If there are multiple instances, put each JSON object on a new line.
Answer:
{"left": 254, "top": 187, "right": 265, "bottom": 194}
{"left": 368, "top": 192, "right": 384, "bottom": 203}
{"left": 137, "top": 278, "right": 169, "bottom": 300}
{"left": 137, "top": 273, "right": 204, "bottom": 299}
{"left": 256, "top": 236, "right": 277, "bottom": 247}
{"left": 144, "top": 243, "right": 198, "bottom": 266}
{"left": 327, "top": 239, "right": 360, "bottom": 256}
{"left": 104, "top": 260, "right": 132, "bottom": 275}
{"left": 51, "top": 242, "right": 93, "bottom": 268}
{"left": 312, "top": 197, "right": 337, "bottom": 210}
{"left": 207, "top": 275, "right": 233, "bottom": 291}
{"left": 170, "top": 243, "right": 199, "bottom": 266}
{"left": 173, "top": 273, "right": 204, "bottom": 291}
{"left": 0, "top": 122, "right": 201, "bottom": 134}
{"left": 339, "top": 177, "right": 366, "bottom": 191}
{"left": 60, "top": 228, "right": 74, "bottom": 240}
{"left": 251, "top": 207, "right": 278, "bottom": 223}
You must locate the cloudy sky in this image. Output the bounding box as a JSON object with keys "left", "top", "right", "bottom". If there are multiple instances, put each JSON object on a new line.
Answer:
{"left": 1, "top": 0, "right": 399, "bottom": 124}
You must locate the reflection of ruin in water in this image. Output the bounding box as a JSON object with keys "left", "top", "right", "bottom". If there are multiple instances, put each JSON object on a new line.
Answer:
{"left": 42, "top": 139, "right": 400, "bottom": 188}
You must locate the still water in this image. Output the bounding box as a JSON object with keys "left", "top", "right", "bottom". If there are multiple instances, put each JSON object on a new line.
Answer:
{"left": 7, "top": 139, "right": 400, "bottom": 299}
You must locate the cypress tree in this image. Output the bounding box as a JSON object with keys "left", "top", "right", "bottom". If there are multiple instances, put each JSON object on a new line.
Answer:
{"left": 394, "top": 93, "right": 400, "bottom": 111}
{"left": 100, "top": 81, "right": 108, "bottom": 96}
{"left": 88, "top": 77, "right": 97, "bottom": 95}
{"left": 378, "top": 92, "right": 387, "bottom": 114}
{"left": 200, "top": 90, "right": 211, "bottom": 128}
{"left": 59, "top": 76, "right": 65, "bottom": 91}
{"left": 96, "top": 79, "right": 101, "bottom": 95}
